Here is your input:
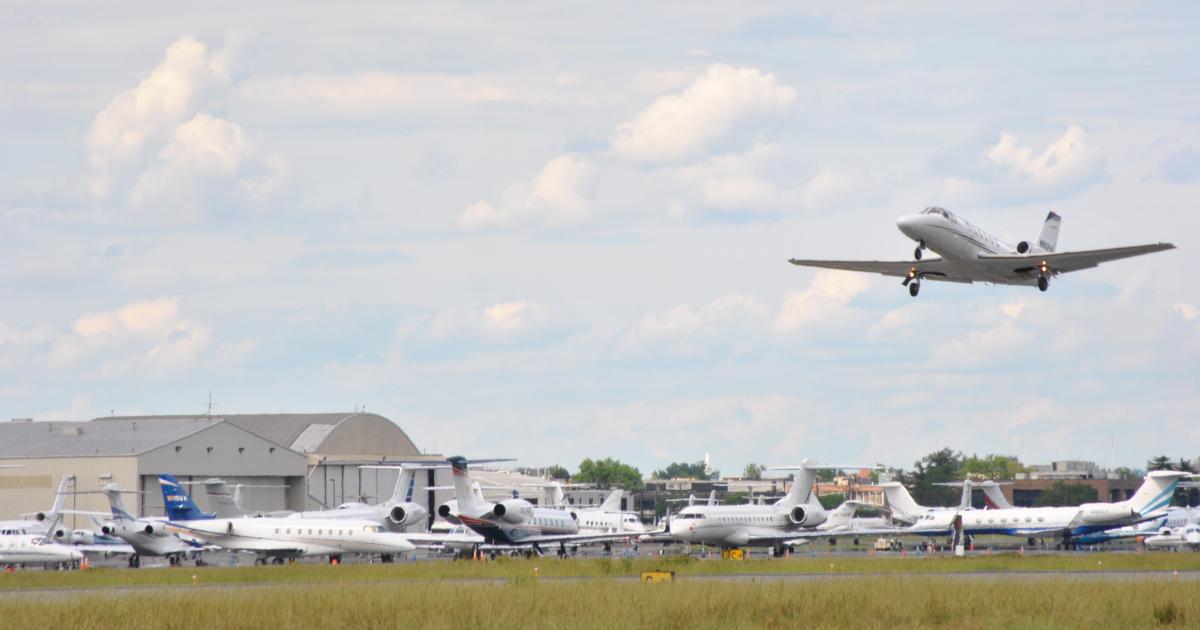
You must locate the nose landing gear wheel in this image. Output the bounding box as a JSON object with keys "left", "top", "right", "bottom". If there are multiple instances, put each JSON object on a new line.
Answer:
{"left": 914, "top": 241, "right": 924, "bottom": 260}
{"left": 909, "top": 281, "right": 920, "bottom": 297}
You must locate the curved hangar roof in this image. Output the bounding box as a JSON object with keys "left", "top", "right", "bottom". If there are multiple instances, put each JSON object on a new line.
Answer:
{"left": 92, "top": 412, "right": 420, "bottom": 457}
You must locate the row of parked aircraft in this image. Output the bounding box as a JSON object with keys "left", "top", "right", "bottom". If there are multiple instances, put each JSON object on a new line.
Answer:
{"left": 3, "top": 460, "right": 1198, "bottom": 568}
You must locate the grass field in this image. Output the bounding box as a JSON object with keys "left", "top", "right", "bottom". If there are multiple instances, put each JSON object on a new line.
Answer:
{"left": 3, "top": 552, "right": 1200, "bottom": 591}
{"left": 2, "top": 575, "right": 1197, "bottom": 629}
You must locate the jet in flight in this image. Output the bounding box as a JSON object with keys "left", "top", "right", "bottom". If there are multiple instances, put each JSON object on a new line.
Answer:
{"left": 788, "top": 208, "right": 1174, "bottom": 296}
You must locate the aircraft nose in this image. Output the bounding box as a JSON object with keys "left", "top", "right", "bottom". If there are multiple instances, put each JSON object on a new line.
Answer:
{"left": 896, "top": 214, "right": 925, "bottom": 239}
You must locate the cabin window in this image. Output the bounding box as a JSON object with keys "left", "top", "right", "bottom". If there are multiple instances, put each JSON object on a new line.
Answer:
{"left": 286, "top": 529, "right": 291, "bottom": 534}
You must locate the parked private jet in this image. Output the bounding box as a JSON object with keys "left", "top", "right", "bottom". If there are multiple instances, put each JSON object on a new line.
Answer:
{"left": 789, "top": 208, "right": 1174, "bottom": 296}
{"left": 159, "top": 475, "right": 416, "bottom": 564}
{"left": 439, "top": 456, "right": 636, "bottom": 557}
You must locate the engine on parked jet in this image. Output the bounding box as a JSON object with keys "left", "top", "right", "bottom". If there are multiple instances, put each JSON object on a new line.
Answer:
{"left": 55, "top": 529, "right": 95, "bottom": 544}
{"left": 142, "top": 522, "right": 166, "bottom": 536}
{"left": 788, "top": 506, "right": 808, "bottom": 525}
{"left": 387, "top": 502, "right": 428, "bottom": 527}
{"left": 1078, "top": 503, "right": 1136, "bottom": 525}
{"left": 491, "top": 499, "right": 532, "bottom": 524}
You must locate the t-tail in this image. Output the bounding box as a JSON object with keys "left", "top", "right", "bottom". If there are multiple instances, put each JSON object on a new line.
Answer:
{"left": 598, "top": 489, "right": 623, "bottom": 512}
{"left": 880, "top": 482, "right": 925, "bottom": 523}
{"left": 1123, "top": 471, "right": 1188, "bottom": 516}
{"left": 1037, "top": 211, "right": 1061, "bottom": 252}
{"left": 446, "top": 456, "right": 486, "bottom": 513}
{"left": 101, "top": 484, "right": 136, "bottom": 521}
{"left": 386, "top": 467, "right": 417, "bottom": 505}
{"left": 158, "top": 474, "right": 214, "bottom": 521}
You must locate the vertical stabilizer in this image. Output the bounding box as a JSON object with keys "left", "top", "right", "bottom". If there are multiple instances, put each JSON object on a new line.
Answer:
{"left": 158, "top": 474, "right": 214, "bottom": 521}
{"left": 49, "top": 475, "right": 73, "bottom": 516}
{"left": 599, "top": 489, "right": 623, "bottom": 512}
{"left": 1038, "top": 211, "right": 1061, "bottom": 252}
{"left": 101, "top": 484, "right": 135, "bottom": 520}
{"left": 980, "top": 482, "right": 1013, "bottom": 509}
{"left": 387, "top": 467, "right": 416, "bottom": 505}
{"left": 1124, "top": 471, "right": 1187, "bottom": 515}
{"left": 447, "top": 457, "right": 486, "bottom": 513}
{"left": 779, "top": 468, "right": 817, "bottom": 509}
{"left": 881, "top": 482, "right": 926, "bottom": 523}
{"left": 203, "top": 479, "right": 243, "bottom": 518}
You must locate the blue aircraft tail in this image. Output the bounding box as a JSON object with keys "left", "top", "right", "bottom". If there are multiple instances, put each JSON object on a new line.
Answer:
{"left": 158, "top": 474, "right": 214, "bottom": 521}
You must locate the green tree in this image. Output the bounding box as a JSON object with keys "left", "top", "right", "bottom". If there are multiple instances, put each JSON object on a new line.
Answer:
{"left": 547, "top": 465, "right": 570, "bottom": 481}
{"left": 742, "top": 463, "right": 765, "bottom": 480}
{"left": 818, "top": 493, "right": 844, "bottom": 510}
{"left": 652, "top": 461, "right": 716, "bottom": 480}
{"left": 1112, "top": 467, "right": 1144, "bottom": 480}
{"left": 1033, "top": 482, "right": 1098, "bottom": 507}
{"left": 910, "top": 448, "right": 963, "bottom": 506}
{"left": 574, "top": 458, "right": 644, "bottom": 492}
{"left": 961, "top": 454, "right": 1024, "bottom": 480}
{"left": 1147, "top": 455, "right": 1174, "bottom": 471}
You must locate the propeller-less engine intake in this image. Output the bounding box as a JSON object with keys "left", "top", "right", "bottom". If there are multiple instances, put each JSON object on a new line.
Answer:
{"left": 54, "top": 529, "right": 95, "bottom": 544}
{"left": 492, "top": 499, "right": 532, "bottom": 524}
{"left": 387, "top": 503, "right": 428, "bottom": 527}
{"left": 788, "top": 506, "right": 808, "bottom": 525}
{"left": 143, "top": 522, "right": 166, "bottom": 536}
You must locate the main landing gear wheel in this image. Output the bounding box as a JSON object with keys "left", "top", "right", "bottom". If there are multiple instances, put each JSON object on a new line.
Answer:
{"left": 271, "top": 557, "right": 285, "bottom": 565}
{"left": 128, "top": 554, "right": 141, "bottom": 568}
{"left": 1038, "top": 275, "right": 1049, "bottom": 292}
{"left": 909, "top": 281, "right": 920, "bottom": 297}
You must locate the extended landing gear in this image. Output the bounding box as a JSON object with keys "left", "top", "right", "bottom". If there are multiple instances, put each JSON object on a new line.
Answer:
{"left": 903, "top": 266, "right": 922, "bottom": 297}
{"left": 1038, "top": 275, "right": 1049, "bottom": 292}
{"left": 914, "top": 241, "right": 925, "bottom": 260}
{"left": 127, "top": 554, "right": 141, "bottom": 569}
{"left": 557, "top": 543, "right": 567, "bottom": 559}
{"left": 380, "top": 554, "right": 394, "bottom": 564}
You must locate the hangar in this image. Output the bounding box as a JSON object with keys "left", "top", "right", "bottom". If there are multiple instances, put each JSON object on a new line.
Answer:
{"left": 0, "top": 412, "right": 449, "bottom": 528}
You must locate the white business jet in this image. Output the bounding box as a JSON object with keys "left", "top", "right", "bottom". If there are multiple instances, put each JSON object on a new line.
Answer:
{"left": 789, "top": 208, "right": 1174, "bottom": 296}
{"left": 440, "top": 456, "right": 637, "bottom": 557}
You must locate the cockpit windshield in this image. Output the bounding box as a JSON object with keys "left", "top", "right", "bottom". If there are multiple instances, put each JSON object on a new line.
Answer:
{"left": 922, "top": 207, "right": 949, "bottom": 218}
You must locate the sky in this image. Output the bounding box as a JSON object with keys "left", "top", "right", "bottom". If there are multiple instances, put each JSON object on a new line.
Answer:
{"left": 1, "top": 3, "right": 1197, "bottom": 476}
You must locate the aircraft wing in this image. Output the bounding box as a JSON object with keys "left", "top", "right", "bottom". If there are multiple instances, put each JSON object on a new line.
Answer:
{"left": 774, "top": 527, "right": 915, "bottom": 546}
{"left": 978, "top": 243, "right": 1175, "bottom": 275}
{"left": 787, "top": 257, "right": 975, "bottom": 284}
{"left": 503, "top": 531, "right": 640, "bottom": 546}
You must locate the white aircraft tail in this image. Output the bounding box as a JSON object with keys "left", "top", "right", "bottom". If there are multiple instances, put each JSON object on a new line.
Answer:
{"left": 388, "top": 467, "right": 417, "bottom": 505}
{"left": 980, "top": 482, "right": 1012, "bottom": 509}
{"left": 778, "top": 468, "right": 817, "bottom": 509}
{"left": 1038, "top": 211, "right": 1061, "bottom": 252}
{"left": 881, "top": 482, "right": 925, "bottom": 523}
{"left": 1123, "top": 471, "right": 1188, "bottom": 515}
{"left": 203, "top": 479, "right": 244, "bottom": 518}
{"left": 825, "top": 500, "right": 862, "bottom": 527}
{"left": 49, "top": 475, "right": 73, "bottom": 515}
{"left": 599, "top": 489, "right": 623, "bottom": 512}
{"left": 101, "top": 483, "right": 136, "bottom": 520}
{"left": 447, "top": 456, "right": 487, "bottom": 512}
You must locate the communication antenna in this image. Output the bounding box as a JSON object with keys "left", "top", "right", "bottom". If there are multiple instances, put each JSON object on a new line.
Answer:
{"left": 206, "top": 390, "right": 213, "bottom": 417}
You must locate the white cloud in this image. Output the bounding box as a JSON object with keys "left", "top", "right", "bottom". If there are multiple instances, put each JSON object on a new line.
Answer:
{"left": 129, "top": 113, "right": 287, "bottom": 214}
{"left": 611, "top": 64, "right": 797, "bottom": 163}
{"left": 668, "top": 144, "right": 782, "bottom": 211}
{"left": 86, "top": 36, "right": 285, "bottom": 219}
{"left": 87, "top": 36, "right": 232, "bottom": 199}
{"left": 404, "top": 300, "right": 566, "bottom": 351}
{"left": 52, "top": 298, "right": 212, "bottom": 373}
{"left": 774, "top": 271, "right": 871, "bottom": 334}
{"left": 456, "top": 153, "right": 596, "bottom": 230}
{"left": 942, "top": 125, "right": 1105, "bottom": 205}
{"left": 1174, "top": 303, "right": 1199, "bottom": 322}
{"left": 619, "top": 294, "right": 769, "bottom": 357}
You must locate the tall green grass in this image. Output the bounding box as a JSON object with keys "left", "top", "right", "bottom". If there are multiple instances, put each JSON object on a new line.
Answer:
{"left": 2, "top": 577, "right": 1196, "bottom": 629}
{"left": 2, "top": 552, "right": 1199, "bottom": 592}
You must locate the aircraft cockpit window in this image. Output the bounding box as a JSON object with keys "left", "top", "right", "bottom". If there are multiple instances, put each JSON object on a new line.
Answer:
{"left": 922, "top": 207, "right": 954, "bottom": 221}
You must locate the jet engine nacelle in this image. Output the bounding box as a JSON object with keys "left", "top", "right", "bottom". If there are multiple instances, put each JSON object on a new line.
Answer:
{"left": 1016, "top": 240, "right": 1046, "bottom": 255}
{"left": 387, "top": 502, "right": 429, "bottom": 527}
{"left": 142, "top": 522, "right": 167, "bottom": 536}
{"left": 787, "top": 506, "right": 827, "bottom": 527}
{"left": 437, "top": 501, "right": 463, "bottom": 525}
{"left": 491, "top": 499, "right": 532, "bottom": 524}
{"left": 56, "top": 529, "right": 95, "bottom": 545}
{"left": 1078, "top": 503, "right": 1136, "bottom": 525}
